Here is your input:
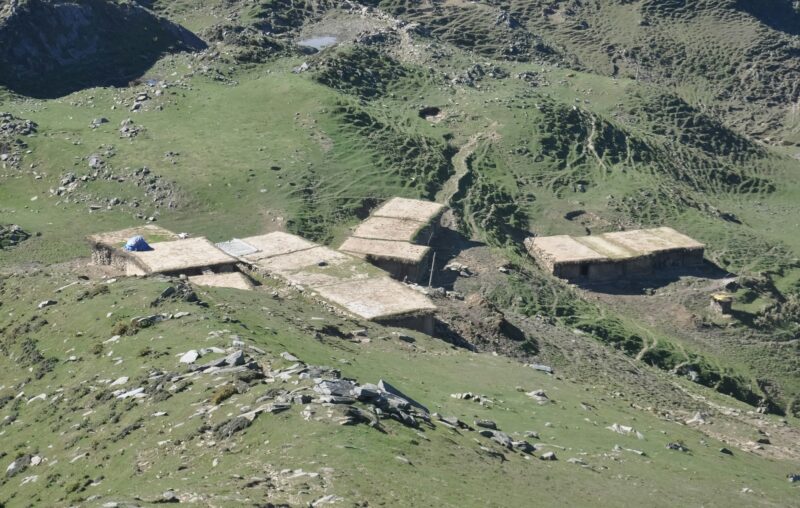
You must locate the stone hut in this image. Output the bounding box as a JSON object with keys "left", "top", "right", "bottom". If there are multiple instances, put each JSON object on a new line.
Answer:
{"left": 710, "top": 293, "right": 733, "bottom": 315}
{"left": 339, "top": 197, "right": 446, "bottom": 282}
{"left": 525, "top": 227, "right": 705, "bottom": 282}
{"left": 88, "top": 226, "right": 238, "bottom": 277}
{"left": 218, "top": 232, "right": 438, "bottom": 333}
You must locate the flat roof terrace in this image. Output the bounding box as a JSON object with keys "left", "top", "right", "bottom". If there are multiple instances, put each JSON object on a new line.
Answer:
{"left": 315, "top": 277, "right": 437, "bottom": 320}
{"left": 220, "top": 232, "right": 437, "bottom": 323}
{"left": 339, "top": 237, "right": 431, "bottom": 264}
{"left": 128, "top": 237, "right": 237, "bottom": 274}
{"left": 526, "top": 235, "right": 609, "bottom": 266}
{"left": 351, "top": 216, "right": 429, "bottom": 243}
{"left": 371, "top": 197, "right": 446, "bottom": 223}
{"left": 603, "top": 227, "right": 705, "bottom": 255}
{"left": 528, "top": 228, "right": 704, "bottom": 266}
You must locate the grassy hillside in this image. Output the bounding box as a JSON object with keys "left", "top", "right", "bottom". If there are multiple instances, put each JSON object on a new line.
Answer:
{"left": 1, "top": 0, "right": 800, "bottom": 504}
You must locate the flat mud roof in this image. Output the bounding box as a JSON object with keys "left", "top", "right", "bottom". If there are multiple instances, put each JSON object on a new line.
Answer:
{"left": 339, "top": 237, "right": 431, "bottom": 263}
{"left": 226, "top": 231, "right": 437, "bottom": 322}
{"left": 189, "top": 272, "right": 254, "bottom": 290}
{"left": 371, "top": 197, "right": 446, "bottom": 223}
{"left": 527, "top": 227, "right": 705, "bottom": 266}
{"left": 314, "top": 277, "right": 437, "bottom": 320}
{"left": 128, "top": 237, "right": 236, "bottom": 274}
{"left": 351, "top": 216, "right": 429, "bottom": 243}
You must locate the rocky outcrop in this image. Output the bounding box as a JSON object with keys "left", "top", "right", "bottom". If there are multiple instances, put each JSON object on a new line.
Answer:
{"left": 0, "top": 0, "right": 206, "bottom": 97}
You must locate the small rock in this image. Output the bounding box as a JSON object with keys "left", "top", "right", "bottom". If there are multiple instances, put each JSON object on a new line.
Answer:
{"left": 526, "top": 389, "right": 549, "bottom": 404}
{"left": 161, "top": 490, "right": 179, "bottom": 503}
{"left": 6, "top": 455, "right": 31, "bottom": 477}
{"left": 280, "top": 351, "right": 300, "bottom": 362}
{"left": 540, "top": 451, "right": 557, "bottom": 461}
{"left": 37, "top": 300, "right": 57, "bottom": 309}
{"left": 475, "top": 419, "right": 497, "bottom": 430}
{"left": 666, "top": 442, "right": 689, "bottom": 452}
{"left": 720, "top": 447, "right": 734, "bottom": 456}
{"left": 179, "top": 350, "right": 200, "bottom": 364}
{"left": 224, "top": 350, "right": 245, "bottom": 366}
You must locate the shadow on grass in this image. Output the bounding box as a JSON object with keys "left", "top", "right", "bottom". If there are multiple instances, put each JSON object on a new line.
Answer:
{"left": 576, "top": 260, "right": 734, "bottom": 295}
{"left": 0, "top": 0, "right": 207, "bottom": 99}
{"left": 428, "top": 226, "right": 484, "bottom": 289}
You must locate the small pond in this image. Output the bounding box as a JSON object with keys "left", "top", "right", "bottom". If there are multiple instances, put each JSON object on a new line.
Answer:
{"left": 297, "top": 35, "right": 338, "bottom": 50}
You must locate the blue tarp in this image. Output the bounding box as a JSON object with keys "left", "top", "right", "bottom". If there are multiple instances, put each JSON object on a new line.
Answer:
{"left": 123, "top": 235, "right": 152, "bottom": 252}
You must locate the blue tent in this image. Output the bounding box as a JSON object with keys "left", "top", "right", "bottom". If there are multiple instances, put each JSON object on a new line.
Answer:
{"left": 123, "top": 235, "right": 152, "bottom": 252}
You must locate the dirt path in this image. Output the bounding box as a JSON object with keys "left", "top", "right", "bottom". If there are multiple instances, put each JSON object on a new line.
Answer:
{"left": 436, "top": 133, "right": 482, "bottom": 206}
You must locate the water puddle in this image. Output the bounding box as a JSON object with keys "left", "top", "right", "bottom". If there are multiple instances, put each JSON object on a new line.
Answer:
{"left": 297, "top": 35, "right": 338, "bottom": 50}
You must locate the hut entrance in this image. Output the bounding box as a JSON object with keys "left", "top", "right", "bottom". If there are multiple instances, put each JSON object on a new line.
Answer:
{"left": 580, "top": 264, "right": 589, "bottom": 277}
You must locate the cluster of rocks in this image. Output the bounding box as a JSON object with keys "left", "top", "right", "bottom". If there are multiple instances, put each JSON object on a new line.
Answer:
{"left": 312, "top": 378, "right": 431, "bottom": 429}
{"left": 450, "top": 64, "right": 486, "bottom": 86}
{"left": 0, "top": 112, "right": 37, "bottom": 170}
{"left": 150, "top": 282, "right": 202, "bottom": 307}
{"left": 450, "top": 391, "right": 494, "bottom": 406}
{"left": 354, "top": 29, "right": 400, "bottom": 47}
{"left": 606, "top": 422, "right": 645, "bottom": 440}
{"left": 202, "top": 23, "right": 288, "bottom": 64}
{"left": 5, "top": 454, "right": 43, "bottom": 478}
{"left": 0, "top": 112, "right": 36, "bottom": 137}
{"left": 130, "top": 91, "right": 151, "bottom": 112}
{"left": 435, "top": 414, "right": 545, "bottom": 459}
{"left": 451, "top": 63, "right": 511, "bottom": 87}
{"left": 118, "top": 118, "right": 142, "bottom": 138}
{"left": 516, "top": 71, "right": 548, "bottom": 87}
{"left": 50, "top": 150, "right": 178, "bottom": 215}
{"left": 0, "top": 224, "right": 31, "bottom": 250}
{"left": 158, "top": 336, "right": 436, "bottom": 444}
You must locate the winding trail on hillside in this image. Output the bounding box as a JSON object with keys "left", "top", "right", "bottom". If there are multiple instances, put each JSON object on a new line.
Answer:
{"left": 437, "top": 126, "right": 500, "bottom": 237}
{"left": 437, "top": 133, "right": 481, "bottom": 206}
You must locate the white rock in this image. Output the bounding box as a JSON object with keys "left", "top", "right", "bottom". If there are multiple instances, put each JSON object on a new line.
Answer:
{"left": 116, "top": 387, "right": 144, "bottom": 399}
{"left": 179, "top": 350, "right": 200, "bottom": 363}
{"left": 109, "top": 377, "right": 129, "bottom": 387}
{"left": 280, "top": 351, "right": 300, "bottom": 362}
{"left": 37, "top": 300, "right": 56, "bottom": 309}
{"left": 26, "top": 393, "right": 46, "bottom": 404}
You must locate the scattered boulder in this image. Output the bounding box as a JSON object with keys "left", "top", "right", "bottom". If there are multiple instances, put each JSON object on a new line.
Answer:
{"left": 666, "top": 442, "right": 689, "bottom": 452}
{"left": 179, "top": 350, "right": 200, "bottom": 364}
{"left": 280, "top": 351, "right": 300, "bottom": 362}
{"left": 314, "top": 379, "right": 357, "bottom": 397}
{"left": 527, "top": 363, "right": 554, "bottom": 375}
{"left": 526, "top": 389, "right": 550, "bottom": 405}
{"left": 539, "top": 451, "right": 557, "bottom": 461}
{"left": 607, "top": 423, "right": 644, "bottom": 439}
{"left": 685, "top": 412, "right": 708, "bottom": 425}
{"left": 6, "top": 455, "right": 31, "bottom": 477}
{"left": 0, "top": 224, "right": 31, "bottom": 250}
{"left": 378, "top": 379, "right": 429, "bottom": 413}
{"left": 475, "top": 419, "right": 498, "bottom": 430}
{"left": 215, "top": 416, "right": 252, "bottom": 439}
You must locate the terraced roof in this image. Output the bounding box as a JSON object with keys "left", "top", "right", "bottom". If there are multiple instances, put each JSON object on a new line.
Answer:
{"left": 527, "top": 227, "right": 704, "bottom": 266}
{"left": 230, "top": 232, "right": 437, "bottom": 321}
